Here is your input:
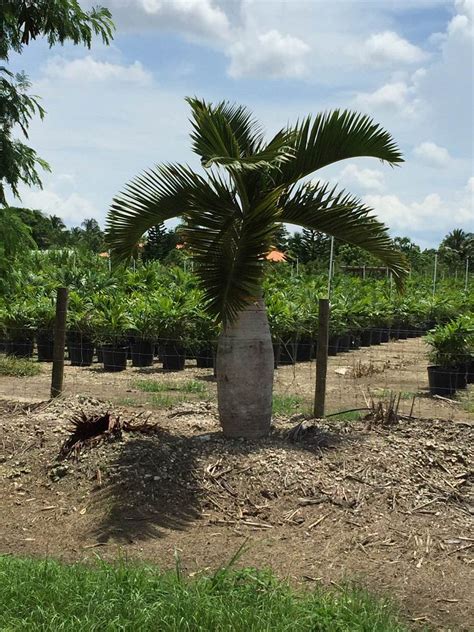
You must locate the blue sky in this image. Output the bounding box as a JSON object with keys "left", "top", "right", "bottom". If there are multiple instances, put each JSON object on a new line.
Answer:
{"left": 9, "top": 0, "right": 473, "bottom": 248}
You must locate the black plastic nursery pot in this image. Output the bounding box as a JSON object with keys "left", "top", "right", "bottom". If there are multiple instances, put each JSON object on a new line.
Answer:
{"left": 196, "top": 346, "right": 214, "bottom": 369}
{"left": 36, "top": 331, "right": 55, "bottom": 362}
{"left": 102, "top": 345, "right": 128, "bottom": 372}
{"left": 371, "top": 329, "right": 382, "bottom": 345}
{"left": 468, "top": 359, "right": 474, "bottom": 384}
{"left": 380, "top": 328, "right": 391, "bottom": 343}
{"left": 328, "top": 335, "right": 339, "bottom": 356}
{"left": 279, "top": 340, "right": 297, "bottom": 365}
{"left": 390, "top": 326, "right": 400, "bottom": 340}
{"left": 350, "top": 334, "right": 360, "bottom": 350}
{"left": 161, "top": 343, "right": 186, "bottom": 371}
{"left": 336, "top": 333, "right": 350, "bottom": 353}
{"left": 455, "top": 363, "right": 467, "bottom": 390}
{"left": 359, "top": 329, "right": 372, "bottom": 347}
{"left": 398, "top": 326, "right": 409, "bottom": 340}
{"left": 6, "top": 337, "right": 34, "bottom": 358}
{"left": 296, "top": 336, "right": 313, "bottom": 362}
{"left": 273, "top": 343, "right": 281, "bottom": 369}
{"left": 67, "top": 332, "right": 94, "bottom": 367}
{"left": 427, "top": 365, "right": 458, "bottom": 396}
{"left": 131, "top": 339, "right": 154, "bottom": 368}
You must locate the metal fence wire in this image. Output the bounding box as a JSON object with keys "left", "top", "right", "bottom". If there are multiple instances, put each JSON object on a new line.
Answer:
{"left": 1, "top": 324, "right": 473, "bottom": 424}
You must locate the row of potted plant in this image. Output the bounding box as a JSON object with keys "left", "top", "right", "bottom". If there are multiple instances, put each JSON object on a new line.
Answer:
{"left": 1, "top": 254, "right": 472, "bottom": 372}
{"left": 425, "top": 315, "right": 474, "bottom": 396}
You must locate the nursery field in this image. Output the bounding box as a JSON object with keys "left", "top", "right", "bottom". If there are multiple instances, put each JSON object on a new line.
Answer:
{"left": 1, "top": 336, "right": 473, "bottom": 423}
{"left": 1, "top": 253, "right": 473, "bottom": 631}
{"left": 0, "top": 386, "right": 472, "bottom": 631}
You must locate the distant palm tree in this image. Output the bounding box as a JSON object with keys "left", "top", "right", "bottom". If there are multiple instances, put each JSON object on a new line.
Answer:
{"left": 440, "top": 229, "right": 473, "bottom": 263}
{"left": 106, "top": 98, "right": 408, "bottom": 438}
{"left": 49, "top": 214, "right": 66, "bottom": 231}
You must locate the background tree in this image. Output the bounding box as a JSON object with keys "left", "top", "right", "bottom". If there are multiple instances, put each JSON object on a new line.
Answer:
{"left": 142, "top": 223, "right": 179, "bottom": 262}
{"left": 271, "top": 224, "right": 289, "bottom": 251}
{"left": 0, "top": 1, "right": 114, "bottom": 205}
{"left": 439, "top": 229, "right": 473, "bottom": 273}
{"left": 0, "top": 207, "right": 36, "bottom": 291}
{"left": 106, "top": 98, "right": 408, "bottom": 439}
{"left": 6, "top": 206, "right": 58, "bottom": 248}
{"left": 79, "top": 218, "right": 105, "bottom": 253}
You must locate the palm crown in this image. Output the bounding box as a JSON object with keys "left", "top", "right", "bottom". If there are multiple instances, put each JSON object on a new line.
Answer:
{"left": 106, "top": 97, "right": 408, "bottom": 323}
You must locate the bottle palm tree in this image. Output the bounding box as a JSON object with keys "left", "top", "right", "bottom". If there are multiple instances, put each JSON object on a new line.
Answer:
{"left": 106, "top": 98, "right": 409, "bottom": 438}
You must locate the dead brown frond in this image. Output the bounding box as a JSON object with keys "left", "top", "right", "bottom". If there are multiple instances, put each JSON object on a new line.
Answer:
{"left": 58, "top": 411, "right": 122, "bottom": 460}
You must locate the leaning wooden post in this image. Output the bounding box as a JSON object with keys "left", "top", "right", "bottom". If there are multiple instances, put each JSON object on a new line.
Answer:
{"left": 314, "top": 298, "right": 330, "bottom": 418}
{"left": 50, "top": 287, "right": 68, "bottom": 398}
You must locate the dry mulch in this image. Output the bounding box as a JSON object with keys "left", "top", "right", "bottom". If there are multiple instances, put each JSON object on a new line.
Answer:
{"left": 0, "top": 396, "right": 473, "bottom": 631}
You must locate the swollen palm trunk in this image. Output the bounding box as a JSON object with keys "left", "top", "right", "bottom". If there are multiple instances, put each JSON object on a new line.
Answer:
{"left": 217, "top": 297, "right": 274, "bottom": 438}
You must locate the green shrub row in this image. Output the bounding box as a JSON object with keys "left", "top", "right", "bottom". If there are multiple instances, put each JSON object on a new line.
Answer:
{"left": 0, "top": 250, "right": 472, "bottom": 347}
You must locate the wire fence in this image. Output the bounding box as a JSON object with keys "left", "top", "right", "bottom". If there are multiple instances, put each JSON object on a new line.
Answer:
{"left": 1, "top": 327, "right": 473, "bottom": 423}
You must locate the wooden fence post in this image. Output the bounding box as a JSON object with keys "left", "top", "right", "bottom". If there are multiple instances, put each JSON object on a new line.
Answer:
{"left": 50, "top": 287, "right": 68, "bottom": 398}
{"left": 314, "top": 298, "right": 329, "bottom": 418}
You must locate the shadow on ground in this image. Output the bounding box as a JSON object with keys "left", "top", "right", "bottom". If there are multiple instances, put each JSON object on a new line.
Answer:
{"left": 92, "top": 419, "right": 350, "bottom": 545}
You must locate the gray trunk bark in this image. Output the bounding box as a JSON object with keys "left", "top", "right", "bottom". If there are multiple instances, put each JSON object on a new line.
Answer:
{"left": 216, "top": 296, "right": 274, "bottom": 438}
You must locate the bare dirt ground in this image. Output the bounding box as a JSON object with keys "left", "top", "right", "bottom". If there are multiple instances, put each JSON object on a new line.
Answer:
{"left": 0, "top": 392, "right": 473, "bottom": 631}
{"left": 1, "top": 337, "right": 473, "bottom": 422}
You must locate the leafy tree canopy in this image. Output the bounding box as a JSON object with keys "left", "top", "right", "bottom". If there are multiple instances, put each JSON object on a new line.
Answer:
{"left": 0, "top": 1, "right": 114, "bottom": 206}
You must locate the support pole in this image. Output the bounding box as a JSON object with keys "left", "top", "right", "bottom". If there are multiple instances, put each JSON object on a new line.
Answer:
{"left": 314, "top": 298, "right": 330, "bottom": 418}
{"left": 328, "top": 237, "right": 335, "bottom": 297}
{"left": 465, "top": 257, "right": 470, "bottom": 292}
{"left": 50, "top": 287, "right": 68, "bottom": 399}
{"left": 432, "top": 253, "right": 438, "bottom": 297}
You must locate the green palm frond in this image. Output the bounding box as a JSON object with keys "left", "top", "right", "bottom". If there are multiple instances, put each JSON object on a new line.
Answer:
{"left": 281, "top": 182, "right": 409, "bottom": 288}
{"left": 106, "top": 163, "right": 202, "bottom": 260}
{"left": 276, "top": 109, "right": 404, "bottom": 186}
{"left": 182, "top": 176, "right": 284, "bottom": 322}
{"left": 186, "top": 97, "right": 294, "bottom": 171}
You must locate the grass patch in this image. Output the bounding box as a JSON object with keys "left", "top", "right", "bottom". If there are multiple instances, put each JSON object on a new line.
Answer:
{"left": 273, "top": 394, "right": 310, "bottom": 416}
{"left": 133, "top": 378, "right": 207, "bottom": 395}
{"left": 0, "top": 355, "right": 41, "bottom": 377}
{"left": 371, "top": 389, "right": 417, "bottom": 400}
{"left": 0, "top": 556, "right": 409, "bottom": 631}
{"left": 456, "top": 390, "right": 474, "bottom": 414}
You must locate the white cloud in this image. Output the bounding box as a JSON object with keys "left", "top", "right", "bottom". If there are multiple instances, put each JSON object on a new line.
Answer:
{"left": 83, "top": 0, "right": 231, "bottom": 43}
{"left": 448, "top": 0, "right": 473, "bottom": 38}
{"left": 362, "top": 31, "right": 427, "bottom": 65}
{"left": 413, "top": 141, "right": 451, "bottom": 167}
{"left": 337, "top": 164, "right": 386, "bottom": 192}
{"left": 19, "top": 178, "right": 99, "bottom": 226}
{"left": 355, "top": 80, "right": 421, "bottom": 118}
{"left": 365, "top": 188, "right": 473, "bottom": 235}
{"left": 228, "top": 29, "right": 310, "bottom": 79}
{"left": 44, "top": 55, "right": 152, "bottom": 85}
{"left": 467, "top": 176, "right": 474, "bottom": 193}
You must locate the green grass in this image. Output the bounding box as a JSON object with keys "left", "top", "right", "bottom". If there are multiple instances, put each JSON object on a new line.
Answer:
{"left": 272, "top": 394, "right": 310, "bottom": 416}
{"left": 371, "top": 389, "right": 417, "bottom": 400}
{"left": 0, "top": 355, "right": 41, "bottom": 377}
{"left": 0, "top": 556, "right": 410, "bottom": 631}
{"left": 456, "top": 390, "right": 474, "bottom": 414}
{"left": 133, "top": 378, "right": 207, "bottom": 395}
